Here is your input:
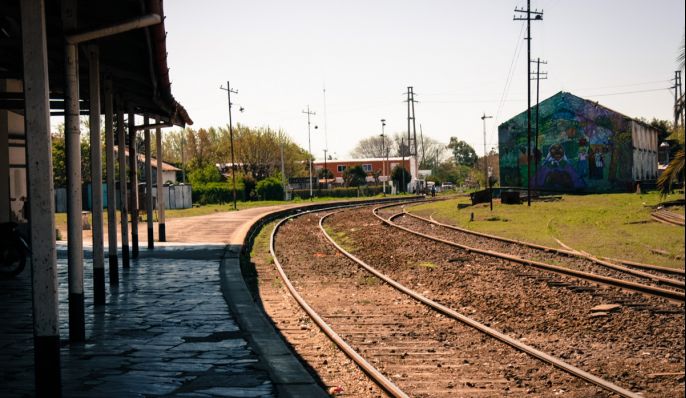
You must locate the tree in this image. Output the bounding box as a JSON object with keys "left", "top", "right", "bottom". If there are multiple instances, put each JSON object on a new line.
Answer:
{"left": 343, "top": 165, "right": 367, "bottom": 187}
{"left": 391, "top": 165, "right": 409, "bottom": 192}
{"left": 351, "top": 134, "right": 394, "bottom": 158}
{"left": 448, "top": 137, "right": 477, "bottom": 167}
{"left": 188, "top": 164, "right": 223, "bottom": 186}
{"left": 317, "top": 168, "right": 333, "bottom": 179}
{"left": 419, "top": 136, "right": 448, "bottom": 169}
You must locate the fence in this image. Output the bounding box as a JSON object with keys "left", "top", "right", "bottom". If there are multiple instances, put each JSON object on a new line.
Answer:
{"left": 55, "top": 184, "right": 192, "bottom": 212}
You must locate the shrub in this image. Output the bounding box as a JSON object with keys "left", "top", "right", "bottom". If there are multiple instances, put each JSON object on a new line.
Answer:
{"left": 192, "top": 182, "right": 246, "bottom": 205}
{"left": 290, "top": 186, "right": 385, "bottom": 199}
{"left": 256, "top": 177, "right": 285, "bottom": 200}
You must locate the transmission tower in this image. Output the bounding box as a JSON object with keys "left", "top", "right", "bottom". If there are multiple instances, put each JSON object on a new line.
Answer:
{"left": 405, "top": 86, "right": 419, "bottom": 189}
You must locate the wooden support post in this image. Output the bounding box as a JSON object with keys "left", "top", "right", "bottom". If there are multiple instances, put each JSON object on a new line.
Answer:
{"left": 104, "top": 80, "right": 118, "bottom": 284}
{"left": 155, "top": 121, "right": 166, "bottom": 241}
{"left": 0, "top": 80, "right": 9, "bottom": 223}
{"left": 21, "top": 0, "right": 62, "bottom": 393}
{"left": 144, "top": 116, "right": 154, "bottom": 249}
{"left": 87, "top": 45, "right": 105, "bottom": 305}
{"left": 117, "top": 110, "right": 129, "bottom": 268}
{"left": 128, "top": 111, "right": 139, "bottom": 258}
{"left": 62, "top": 0, "right": 85, "bottom": 342}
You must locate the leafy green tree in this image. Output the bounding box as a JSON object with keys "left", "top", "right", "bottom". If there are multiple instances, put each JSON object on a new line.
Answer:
{"left": 188, "top": 164, "right": 223, "bottom": 186}
{"left": 343, "top": 165, "right": 367, "bottom": 187}
{"left": 448, "top": 137, "right": 477, "bottom": 167}
{"left": 391, "top": 165, "right": 410, "bottom": 192}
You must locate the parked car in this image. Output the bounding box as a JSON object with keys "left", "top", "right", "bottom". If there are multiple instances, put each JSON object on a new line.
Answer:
{"left": 441, "top": 182, "right": 454, "bottom": 190}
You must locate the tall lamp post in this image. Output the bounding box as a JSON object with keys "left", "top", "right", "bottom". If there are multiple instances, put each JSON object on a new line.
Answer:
{"left": 380, "top": 118, "right": 386, "bottom": 195}
{"left": 220, "top": 81, "right": 239, "bottom": 211}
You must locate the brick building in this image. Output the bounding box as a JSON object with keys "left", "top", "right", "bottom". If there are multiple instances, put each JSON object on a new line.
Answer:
{"left": 314, "top": 157, "right": 410, "bottom": 183}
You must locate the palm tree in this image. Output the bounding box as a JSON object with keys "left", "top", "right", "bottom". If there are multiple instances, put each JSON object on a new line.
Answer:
{"left": 657, "top": 34, "right": 686, "bottom": 196}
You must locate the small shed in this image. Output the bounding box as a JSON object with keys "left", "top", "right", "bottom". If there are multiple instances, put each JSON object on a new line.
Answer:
{"left": 498, "top": 91, "right": 659, "bottom": 192}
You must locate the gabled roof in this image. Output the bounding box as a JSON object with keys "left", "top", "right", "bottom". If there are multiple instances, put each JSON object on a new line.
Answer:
{"left": 499, "top": 91, "right": 651, "bottom": 129}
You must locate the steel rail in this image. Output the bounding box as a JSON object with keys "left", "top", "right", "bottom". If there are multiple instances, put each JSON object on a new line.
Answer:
{"left": 269, "top": 203, "right": 411, "bottom": 398}
{"left": 372, "top": 206, "right": 685, "bottom": 302}
{"left": 398, "top": 210, "right": 685, "bottom": 289}
{"left": 402, "top": 201, "right": 685, "bottom": 276}
{"left": 651, "top": 209, "right": 686, "bottom": 227}
{"left": 601, "top": 257, "right": 685, "bottom": 276}
{"left": 320, "top": 209, "right": 643, "bottom": 398}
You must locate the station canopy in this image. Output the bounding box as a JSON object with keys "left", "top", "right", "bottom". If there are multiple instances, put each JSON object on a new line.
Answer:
{"left": 0, "top": 0, "right": 192, "bottom": 126}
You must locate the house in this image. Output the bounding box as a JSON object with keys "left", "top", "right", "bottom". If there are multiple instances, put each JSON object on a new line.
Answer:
{"left": 313, "top": 157, "right": 410, "bottom": 184}
{"left": 498, "top": 91, "right": 659, "bottom": 192}
{"left": 114, "top": 147, "right": 181, "bottom": 184}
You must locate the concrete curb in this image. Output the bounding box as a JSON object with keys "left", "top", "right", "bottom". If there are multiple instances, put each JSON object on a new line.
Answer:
{"left": 219, "top": 246, "right": 329, "bottom": 398}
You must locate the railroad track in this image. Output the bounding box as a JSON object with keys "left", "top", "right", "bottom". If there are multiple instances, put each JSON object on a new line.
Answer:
{"left": 651, "top": 208, "right": 686, "bottom": 227}
{"left": 410, "top": 206, "right": 685, "bottom": 280}
{"left": 373, "top": 203, "right": 685, "bottom": 303}
{"left": 269, "top": 203, "right": 658, "bottom": 397}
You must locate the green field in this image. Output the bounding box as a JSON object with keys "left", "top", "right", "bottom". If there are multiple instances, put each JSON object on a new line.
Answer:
{"left": 408, "top": 192, "right": 685, "bottom": 269}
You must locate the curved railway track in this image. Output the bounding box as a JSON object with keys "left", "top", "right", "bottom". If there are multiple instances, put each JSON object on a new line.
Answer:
{"left": 651, "top": 208, "right": 686, "bottom": 227}
{"left": 267, "top": 202, "right": 681, "bottom": 397}
{"left": 373, "top": 203, "right": 685, "bottom": 303}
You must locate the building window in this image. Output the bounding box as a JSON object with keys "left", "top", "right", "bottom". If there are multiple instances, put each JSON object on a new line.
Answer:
{"left": 337, "top": 165, "right": 346, "bottom": 172}
{"left": 362, "top": 164, "right": 372, "bottom": 172}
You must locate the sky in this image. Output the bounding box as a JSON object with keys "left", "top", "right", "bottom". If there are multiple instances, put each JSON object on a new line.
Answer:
{"left": 164, "top": 0, "right": 685, "bottom": 160}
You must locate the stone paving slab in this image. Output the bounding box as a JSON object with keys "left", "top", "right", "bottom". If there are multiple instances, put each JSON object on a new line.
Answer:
{"left": 1, "top": 249, "right": 276, "bottom": 397}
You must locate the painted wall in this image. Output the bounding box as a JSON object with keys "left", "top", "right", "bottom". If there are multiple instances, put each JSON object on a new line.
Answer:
{"left": 498, "top": 92, "right": 654, "bottom": 192}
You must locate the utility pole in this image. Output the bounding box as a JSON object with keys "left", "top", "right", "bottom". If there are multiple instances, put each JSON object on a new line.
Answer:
{"left": 514, "top": 0, "right": 543, "bottom": 207}
{"left": 405, "top": 86, "right": 419, "bottom": 193}
{"left": 531, "top": 58, "right": 548, "bottom": 181}
{"left": 481, "top": 113, "right": 493, "bottom": 187}
{"left": 323, "top": 149, "right": 328, "bottom": 189}
{"left": 280, "top": 143, "right": 287, "bottom": 200}
{"left": 380, "top": 119, "right": 386, "bottom": 195}
{"left": 220, "top": 81, "right": 239, "bottom": 211}
{"left": 401, "top": 137, "right": 406, "bottom": 193}
{"left": 302, "top": 106, "right": 316, "bottom": 198}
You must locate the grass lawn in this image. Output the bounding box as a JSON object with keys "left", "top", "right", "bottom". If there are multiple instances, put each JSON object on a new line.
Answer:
{"left": 407, "top": 191, "right": 685, "bottom": 269}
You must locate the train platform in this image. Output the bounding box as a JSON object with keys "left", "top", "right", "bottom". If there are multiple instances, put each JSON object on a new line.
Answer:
{"left": 0, "top": 205, "right": 328, "bottom": 397}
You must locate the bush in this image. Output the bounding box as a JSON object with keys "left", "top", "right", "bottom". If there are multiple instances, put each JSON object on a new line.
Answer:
{"left": 291, "top": 186, "right": 385, "bottom": 199}
{"left": 192, "top": 182, "right": 246, "bottom": 205}
{"left": 256, "top": 177, "right": 285, "bottom": 200}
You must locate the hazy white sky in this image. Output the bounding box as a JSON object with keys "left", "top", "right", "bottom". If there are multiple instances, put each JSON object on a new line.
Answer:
{"left": 164, "top": 0, "right": 685, "bottom": 159}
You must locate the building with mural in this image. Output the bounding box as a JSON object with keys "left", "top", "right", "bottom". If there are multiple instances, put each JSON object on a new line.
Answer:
{"left": 498, "top": 91, "right": 659, "bottom": 193}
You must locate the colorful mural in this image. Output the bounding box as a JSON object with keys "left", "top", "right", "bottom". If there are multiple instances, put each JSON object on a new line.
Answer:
{"left": 498, "top": 91, "right": 634, "bottom": 192}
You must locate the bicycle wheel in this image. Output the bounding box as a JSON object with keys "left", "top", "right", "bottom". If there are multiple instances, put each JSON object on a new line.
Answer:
{"left": 0, "top": 245, "right": 26, "bottom": 278}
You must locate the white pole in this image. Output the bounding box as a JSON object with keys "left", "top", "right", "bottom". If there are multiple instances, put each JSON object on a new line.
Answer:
{"left": 21, "top": 0, "right": 61, "bottom": 391}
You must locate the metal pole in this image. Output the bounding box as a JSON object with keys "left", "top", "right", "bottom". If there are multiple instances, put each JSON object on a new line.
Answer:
{"left": 401, "top": 137, "right": 406, "bottom": 193}
{"left": 128, "top": 110, "right": 139, "bottom": 258}
{"left": 481, "top": 113, "right": 493, "bottom": 188}
{"left": 324, "top": 149, "right": 328, "bottom": 189}
{"left": 534, "top": 57, "right": 541, "bottom": 183}
{"left": 144, "top": 116, "right": 154, "bottom": 249}
{"left": 117, "top": 110, "right": 129, "bottom": 268}
{"left": 104, "top": 80, "right": 118, "bottom": 284}
{"left": 526, "top": 0, "right": 532, "bottom": 206}
{"left": 87, "top": 45, "right": 105, "bottom": 305}
{"left": 21, "top": 0, "right": 61, "bottom": 392}
{"left": 280, "top": 143, "right": 287, "bottom": 200}
{"left": 381, "top": 118, "right": 386, "bottom": 195}
{"left": 156, "top": 121, "right": 166, "bottom": 241}
{"left": 302, "top": 106, "right": 316, "bottom": 198}
{"left": 62, "top": 0, "right": 85, "bottom": 342}
{"left": 222, "top": 81, "right": 238, "bottom": 210}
